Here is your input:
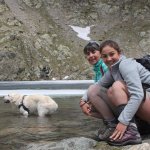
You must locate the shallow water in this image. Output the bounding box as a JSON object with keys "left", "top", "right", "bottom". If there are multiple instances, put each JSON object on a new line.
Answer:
{"left": 0, "top": 97, "right": 101, "bottom": 150}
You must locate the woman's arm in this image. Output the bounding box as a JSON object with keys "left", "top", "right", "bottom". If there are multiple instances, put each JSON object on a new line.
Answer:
{"left": 118, "top": 59, "right": 144, "bottom": 125}
{"left": 97, "top": 70, "right": 114, "bottom": 88}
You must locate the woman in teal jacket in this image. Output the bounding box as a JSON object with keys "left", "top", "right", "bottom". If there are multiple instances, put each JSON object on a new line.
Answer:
{"left": 80, "top": 41, "right": 108, "bottom": 118}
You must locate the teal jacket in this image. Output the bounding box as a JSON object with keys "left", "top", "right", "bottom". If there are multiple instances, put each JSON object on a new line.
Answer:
{"left": 82, "top": 59, "right": 108, "bottom": 101}
{"left": 93, "top": 59, "right": 108, "bottom": 82}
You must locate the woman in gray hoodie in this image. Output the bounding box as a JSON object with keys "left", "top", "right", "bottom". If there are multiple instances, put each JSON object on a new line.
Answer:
{"left": 83, "top": 40, "right": 150, "bottom": 146}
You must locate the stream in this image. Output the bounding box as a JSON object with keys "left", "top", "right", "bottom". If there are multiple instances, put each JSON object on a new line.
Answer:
{"left": 0, "top": 96, "right": 101, "bottom": 149}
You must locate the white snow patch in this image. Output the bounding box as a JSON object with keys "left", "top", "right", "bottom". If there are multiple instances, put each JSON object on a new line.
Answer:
{"left": 69, "top": 25, "right": 94, "bottom": 41}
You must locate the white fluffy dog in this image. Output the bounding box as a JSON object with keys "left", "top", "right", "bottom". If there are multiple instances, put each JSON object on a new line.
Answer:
{"left": 3, "top": 93, "right": 58, "bottom": 117}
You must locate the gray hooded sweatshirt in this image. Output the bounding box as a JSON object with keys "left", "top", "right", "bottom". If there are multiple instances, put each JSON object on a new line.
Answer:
{"left": 97, "top": 55, "right": 150, "bottom": 125}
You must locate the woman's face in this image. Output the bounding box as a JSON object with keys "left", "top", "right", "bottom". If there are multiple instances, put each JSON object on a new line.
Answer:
{"left": 101, "top": 45, "right": 120, "bottom": 67}
{"left": 85, "top": 50, "right": 101, "bottom": 65}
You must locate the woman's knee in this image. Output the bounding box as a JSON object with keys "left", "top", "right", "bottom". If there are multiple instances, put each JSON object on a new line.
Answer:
{"left": 107, "top": 87, "right": 113, "bottom": 98}
{"left": 112, "top": 81, "right": 125, "bottom": 90}
{"left": 87, "top": 84, "right": 100, "bottom": 100}
{"left": 107, "top": 81, "right": 126, "bottom": 96}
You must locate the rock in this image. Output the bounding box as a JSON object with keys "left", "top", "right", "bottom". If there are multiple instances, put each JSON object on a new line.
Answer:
{"left": 25, "top": 137, "right": 97, "bottom": 150}
{"left": 124, "top": 143, "right": 150, "bottom": 150}
{"left": 22, "top": 0, "right": 42, "bottom": 9}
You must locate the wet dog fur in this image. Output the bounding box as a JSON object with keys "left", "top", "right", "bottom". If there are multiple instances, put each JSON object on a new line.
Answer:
{"left": 3, "top": 93, "right": 58, "bottom": 117}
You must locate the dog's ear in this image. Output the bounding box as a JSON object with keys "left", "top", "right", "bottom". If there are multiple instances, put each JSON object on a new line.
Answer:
{"left": 10, "top": 92, "right": 16, "bottom": 96}
{"left": 9, "top": 93, "right": 22, "bottom": 103}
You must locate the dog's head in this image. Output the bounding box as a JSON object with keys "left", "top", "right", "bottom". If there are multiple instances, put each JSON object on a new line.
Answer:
{"left": 3, "top": 93, "right": 21, "bottom": 104}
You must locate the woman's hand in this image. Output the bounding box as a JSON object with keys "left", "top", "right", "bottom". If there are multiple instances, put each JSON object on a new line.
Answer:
{"left": 109, "top": 122, "right": 127, "bottom": 140}
{"left": 80, "top": 100, "right": 91, "bottom": 116}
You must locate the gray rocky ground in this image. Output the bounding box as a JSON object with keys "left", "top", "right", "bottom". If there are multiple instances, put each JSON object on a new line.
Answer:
{"left": 21, "top": 137, "right": 150, "bottom": 150}
{"left": 0, "top": 0, "right": 150, "bottom": 80}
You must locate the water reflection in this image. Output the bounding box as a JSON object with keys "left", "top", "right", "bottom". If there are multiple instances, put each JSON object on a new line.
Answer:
{"left": 0, "top": 97, "right": 101, "bottom": 149}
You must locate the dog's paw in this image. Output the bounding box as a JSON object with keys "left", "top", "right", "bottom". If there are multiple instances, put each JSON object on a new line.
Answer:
{"left": 38, "top": 112, "right": 46, "bottom": 117}
{"left": 23, "top": 111, "right": 29, "bottom": 117}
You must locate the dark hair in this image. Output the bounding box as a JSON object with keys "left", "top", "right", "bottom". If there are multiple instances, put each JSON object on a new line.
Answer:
{"left": 83, "top": 41, "right": 100, "bottom": 55}
{"left": 99, "top": 40, "right": 121, "bottom": 53}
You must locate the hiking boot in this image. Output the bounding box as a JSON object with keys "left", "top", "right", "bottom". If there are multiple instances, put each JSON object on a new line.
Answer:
{"left": 97, "top": 120, "right": 107, "bottom": 135}
{"left": 97, "top": 122, "right": 116, "bottom": 141}
{"left": 107, "top": 125, "right": 142, "bottom": 146}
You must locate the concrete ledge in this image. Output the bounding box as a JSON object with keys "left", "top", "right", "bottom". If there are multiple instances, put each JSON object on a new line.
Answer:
{"left": 0, "top": 80, "right": 94, "bottom": 97}
{"left": 0, "top": 89, "right": 86, "bottom": 97}
{"left": 0, "top": 80, "right": 94, "bottom": 90}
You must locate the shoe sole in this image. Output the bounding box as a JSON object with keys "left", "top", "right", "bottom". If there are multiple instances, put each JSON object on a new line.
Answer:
{"left": 92, "top": 136, "right": 107, "bottom": 142}
{"left": 107, "top": 138, "right": 142, "bottom": 146}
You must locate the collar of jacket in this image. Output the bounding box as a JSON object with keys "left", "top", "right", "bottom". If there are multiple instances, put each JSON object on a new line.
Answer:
{"left": 111, "top": 55, "right": 126, "bottom": 71}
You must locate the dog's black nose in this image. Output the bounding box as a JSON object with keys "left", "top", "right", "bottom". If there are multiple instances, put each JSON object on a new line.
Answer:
{"left": 4, "top": 100, "right": 10, "bottom": 103}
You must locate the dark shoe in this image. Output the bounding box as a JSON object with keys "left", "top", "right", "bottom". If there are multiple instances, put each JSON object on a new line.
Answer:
{"left": 97, "top": 122, "right": 116, "bottom": 141}
{"left": 107, "top": 125, "right": 142, "bottom": 146}
{"left": 97, "top": 120, "right": 107, "bottom": 135}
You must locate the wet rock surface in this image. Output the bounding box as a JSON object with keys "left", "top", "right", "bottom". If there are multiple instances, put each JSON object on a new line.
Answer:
{"left": 22, "top": 137, "right": 150, "bottom": 150}
{"left": 24, "top": 137, "right": 97, "bottom": 150}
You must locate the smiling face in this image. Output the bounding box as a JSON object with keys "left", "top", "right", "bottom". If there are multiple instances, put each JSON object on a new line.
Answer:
{"left": 83, "top": 41, "right": 101, "bottom": 65}
{"left": 101, "top": 45, "right": 120, "bottom": 67}
{"left": 85, "top": 50, "right": 101, "bottom": 65}
{"left": 99, "top": 40, "right": 121, "bottom": 68}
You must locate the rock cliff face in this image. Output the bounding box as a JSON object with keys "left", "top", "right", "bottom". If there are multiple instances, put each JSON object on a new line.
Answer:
{"left": 0, "top": 0, "right": 150, "bottom": 80}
